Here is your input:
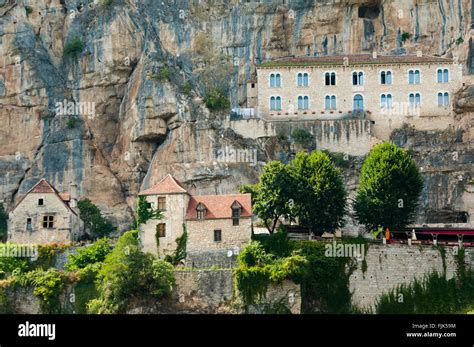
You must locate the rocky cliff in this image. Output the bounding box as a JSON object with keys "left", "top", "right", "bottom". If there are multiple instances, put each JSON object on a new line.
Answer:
{"left": 0, "top": 0, "right": 472, "bottom": 230}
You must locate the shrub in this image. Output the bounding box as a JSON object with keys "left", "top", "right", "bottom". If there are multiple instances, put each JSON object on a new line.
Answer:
{"left": 204, "top": 88, "right": 230, "bottom": 112}
{"left": 65, "top": 238, "right": 112, "bottom": 271}
{"left": 63, "top": 38, "right": 84, "bottom": 58}
{"left": 159, "top": 67, "right": 170, "bottom": 80}
{"left": 66, "top": 117, "right": 77, "bottom": 129}
{"left": 25, "top": 6, "right": 33, "bottom": 15}
{"left": 401, "top": 31, "right": 410, "bottom": 42}
{"left": 88, "top": 230, "right": 175, "bottom": 313}
{"left": 291, "top": 128, "right": 313, "bottom": 148}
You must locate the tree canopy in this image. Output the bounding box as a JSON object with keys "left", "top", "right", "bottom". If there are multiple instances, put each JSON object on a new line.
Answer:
{"left": 354, "top": 142, "right": 423, "bottom": 232}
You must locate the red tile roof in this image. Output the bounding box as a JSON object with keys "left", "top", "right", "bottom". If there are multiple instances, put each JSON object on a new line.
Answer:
{"left": 139, "top": 174, "right": 188, "bottom": 195}
{"left": 186, "top": 194, "right": 252, "bottom": 220}
{"left": 13, "top": 179, "right": 76, "bottom": 214}
{"left": 258, "top": 54, "right": 453, "bottom": 67}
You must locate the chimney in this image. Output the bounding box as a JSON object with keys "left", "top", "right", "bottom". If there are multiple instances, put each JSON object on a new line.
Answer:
{"left": 69, "top": 183, "right": 78, "bottom": 208}
{"left": 372, "top": 51, "right": 377, "bottom": 59}
{"left": 416, "top": 50, "right": 423, "bottom": 57}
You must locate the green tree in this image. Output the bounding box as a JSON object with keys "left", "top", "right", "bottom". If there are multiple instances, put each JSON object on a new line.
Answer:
{"left": 87, "top": 230, "right": 175, "bottom": 314}
{"left": 289, "top": 151, "right": 347, "bottom": 235}
{"left": 0, "top": 203, "right": 7, "bottom": 241}
{"left": 77, "top": 199, "right": 113, "bottom": 238}
{"left": 241, "top": 161, "right": 296, "bottom": 233}
{"left": 354, "top": 142, "right": 423, "bottom": 233}
{"left": 64, "top": 238, "right": 112, "bottom": 271}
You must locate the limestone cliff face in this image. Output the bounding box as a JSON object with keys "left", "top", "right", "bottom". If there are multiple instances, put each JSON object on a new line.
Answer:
{"left": 0, "top": 0, "right": 472, "bottom": 230}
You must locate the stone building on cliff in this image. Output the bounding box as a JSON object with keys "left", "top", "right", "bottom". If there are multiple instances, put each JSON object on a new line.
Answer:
{"left": 138, "top": 174, "right": 252, "bottom": 256}
{"left": 8, "top": 179, "right": 84, "bottom": 244}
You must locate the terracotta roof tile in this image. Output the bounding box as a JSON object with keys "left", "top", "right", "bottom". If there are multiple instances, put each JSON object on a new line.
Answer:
{"left": 258, "top": 54, "right": 453, "bottom": 67}
{"left": 139, "top": 174, "right": 188, "bottom": 195}
{"left": 186, "top": 194, "right": 252, "bottom": 220}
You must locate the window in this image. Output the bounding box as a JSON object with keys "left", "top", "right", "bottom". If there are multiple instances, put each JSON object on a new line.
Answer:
{"left": 297, "top": 72, "right": 309, "bottom": 87}
{"left": 214, "top": 229, "right": 222, "bottom": 242}
{"left": 325, "top": 72, "right": 336, "bottom": 86}
{"left": 38, "top": 198, "right": 44, "bottom": 206}
{"left": 380, "top": 93, "right": 393, "bottom": 108}
{"left": 297, "top": 96, "right": 309, "bottom": 110}
{"left": 196, "top": 202, "right": 206, "bottom": 220}
{"left": 156, "top": 223, "right": 166, "bottom": 238}
{"left": 352, "top": 71, "right": 364, "bottom": 86}
{"left": 146, "top": 202, "right": 152, "bottom": 209}
{"left": 325, "top": 95, "right": 336, "bottom": 110}
{"left": 408, "top": 69, "right": 421, "bottom": 84}
{"left": 251, "top": 83, "right": 255, "bottom": 88}
{"left": 270, "top": 96, "right": 282, "bottom": 111}
{"left": 231, "top": 201, "right": 241, "bottom": 226}
{"left": 270, "top": 73, "right": 281, "bottom": 87}
{"left": 157, "top": 197, "right": 166, "bottom": 210}
{"left": 380, "top": 70, "right": 392, "bottom": 85}
{"left": 437, "top": 69, "right": 449, "bottom": 83}
{"left": 26, "top": 218, "right": 32, "bottom": 231}
{"left": 438, "top": 92, "right": 449, "bottom": 106}
{"left": 42, "top": 215, "right": 54, "bottom": 229}
{"left": 353, "top": 94, "right": 364, "bottom": 111}
{"left": 409, "top": 93, "right": 421, "bottom": 107}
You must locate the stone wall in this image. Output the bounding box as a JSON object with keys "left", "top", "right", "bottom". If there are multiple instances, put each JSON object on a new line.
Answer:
{"left": 349, "top": 244, "right": 473, "bottom": 310}
{"left": 186, "top": 217, "right": 252, "bottom": 252}
{"left": 169, "top": 270, "right": 301, "bottom": 314}
{"left": 185, "top": 249, "right": 239, "bottom": 269}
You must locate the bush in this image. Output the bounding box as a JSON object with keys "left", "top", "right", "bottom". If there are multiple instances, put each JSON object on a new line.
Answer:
{"left": 291, "top": 129, "right": 313, "bottom": 148}
{"left": 88, "top": 230, "right": 175, "bottom": 313}
{"left": 401, "top": 31, "right": 410, "bottom": 42}
{"left": 66, "top": 117, "right": 77, "bottom": 129}
{"left": 78, "top": 199, "right": 114, "bottom": 238}
{"left": 65, "top": 238, "right": 112, "bottom": 272}
{"left": 204, "top": 88, "right": 230, "bottom": 112}
{"left": 63, "top": 38, "right": 84, "bottom": 58}
{"left": 234, "top": 241, "right": 307, "bottom": 306}
{"left": 0, "top": 243, "right": 30, "bottom": 278}
{"left": 12, "top": 268, "right": 65, "bottom": 313}
{"left": 25, "top": 6, "right": 33, "bottom": 15}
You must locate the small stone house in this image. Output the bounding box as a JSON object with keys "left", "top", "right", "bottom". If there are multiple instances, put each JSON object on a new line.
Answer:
{"left": 8, "top": 179, "right": 84, "bottom": 244}
{"left": 138, "top": 174, "right": 252, "bottom": 256}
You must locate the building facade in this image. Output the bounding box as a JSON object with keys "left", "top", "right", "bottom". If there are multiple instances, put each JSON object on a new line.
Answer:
{"left": 8, "top": 179, "right": 84, "bottom": 244}
{"left": 256, "top": 52, "right": 463, "bottom": 121}
{"left": 138, "top": 174, "right": 252, "bottom": 257}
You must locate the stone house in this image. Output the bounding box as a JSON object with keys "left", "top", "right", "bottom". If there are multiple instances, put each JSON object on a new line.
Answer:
{"left": 138, "top": 174, "right": 252, "bottom": 256}
{"left": 253, "top": 52, "right": 463, "bottom": 139}
{"left": 8, "top": 179, "right": 84, "bottom": 244}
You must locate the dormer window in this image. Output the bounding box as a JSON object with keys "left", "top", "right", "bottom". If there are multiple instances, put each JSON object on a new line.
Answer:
{"left": 196, "top": 202, "right": 207, "bottom": 220}
{"left": 231, "top": 201, "right": 242, "bottom": 226}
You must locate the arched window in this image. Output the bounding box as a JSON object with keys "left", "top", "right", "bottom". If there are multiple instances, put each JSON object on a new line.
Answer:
{"left": 437, "top": 69, "right": 449, "bottom": 83}
{"left": 409, "top": 93, "right": 421, "bottom": 107}
{"left": 409, "top": 70, "right": 420, "bottom": 84}
{"left": 270, "top": 96, "right": 282, "bottom": 111}
{"left": 353, "top": 71, "right": 363, "bottom": 85}
{"left": 438, "top": 92, "right": 449, "bottom": 106}
{"left": 380, "top": 94, "right": 393, "bottom": 108}
{"left": 297, "top": 72, "right": 309, "bottom": 87}
{"left": 325, "top": 72, "right": 336, "bottom": 86}
{"left": 298, "top": 96, "right": 309, "bottom": 110}
{"left": 270, "top": 73, "right": 281, "bottom": 87}
{"left": 353, "top": 94, "right": 364, "bottom": 111}
{"left": 381, "top": 71, "right": 392, "bottom": 85}
{"left": 325, "top": 95, "right": 336, "bottom": 110}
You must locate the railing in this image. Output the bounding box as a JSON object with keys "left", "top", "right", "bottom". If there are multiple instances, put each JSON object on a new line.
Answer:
{"left": 230, "top": 108, "right": 259, "bottom": 120}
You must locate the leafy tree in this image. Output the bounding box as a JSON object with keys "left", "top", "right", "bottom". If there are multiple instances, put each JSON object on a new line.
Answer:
{"left": 0, "top": 203, "right": 7, "bottom": 241}
{"left": 354, "top": 142, "right": 423, "bottom": 233}
{"left": 241, "top": 161, "right": 296, "bottom": 233}
{"left": 289, "top": 151, "right": 347, "bottom": 235}
{"left": 87, "top": 230, "right": 175, "bottom": 314}
{"left": 204, "top": 88, "right": 230, "bottom": 112}
{"left": 63, "top": 38, "right": 84, "bottom": 58}
{"left": 64, "top": 238, "right": 112, "bottom": 271}
{"left": 77, "top": 199, "right": 114, "bottom": 238}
